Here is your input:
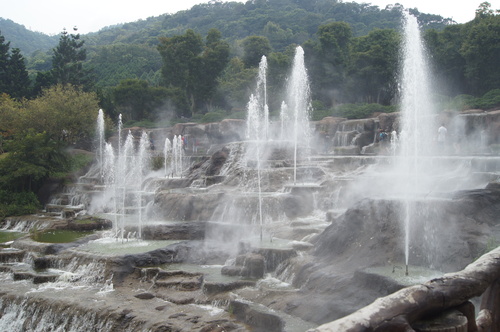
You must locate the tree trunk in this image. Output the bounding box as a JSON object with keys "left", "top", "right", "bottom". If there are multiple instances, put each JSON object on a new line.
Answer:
{"left": 309, "top": 246, "right": 500, "bottom": 332}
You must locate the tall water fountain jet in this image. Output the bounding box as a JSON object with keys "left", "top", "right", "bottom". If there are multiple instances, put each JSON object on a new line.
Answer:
{"left": 246, "top": 55, "right": 269, "bottom": 240}
{"left": 398, "top": 12, "right": 437, "bottom": 275}
{"left": 279, "top": 101, "right": 288, "bottom": 140}
{"left": 96, "top": 109, "right": 105, "bottom": 180}
{"left": 172, "top": 135, "right": 184, "bottom": 177}
{"left": 246, "top": 55, "right": 269, "bottom": 142}
{"left": 284, "top": 46, "right": 312, "bottom": 184}
{"left": 164, "top": 137, "right": 171, "bottom": 177}
{"left": 136, "top": 131, "right": 151, "bottom": 238}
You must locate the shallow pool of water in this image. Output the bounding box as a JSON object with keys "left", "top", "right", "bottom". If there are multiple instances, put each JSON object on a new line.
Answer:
{"left": 0, "top": 231, "right": 24, "bottom": 244}
{"left": 365, "top": 265, "right": 443, "bottom": 286}
{"left": 77, "top": 238, "right": 181, "bottom": 255}
{"left": 31, "top": 230, "right": 94, "bottom": 243}
{"left": 160, "top": 263, "right": 243, "bottom": 283}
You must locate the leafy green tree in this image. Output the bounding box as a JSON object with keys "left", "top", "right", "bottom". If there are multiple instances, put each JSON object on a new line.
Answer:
{"left": 112, "top": 79, "right": 170, "bottom": 121}
{"left": 0, "top": 130, "right": 68, "bottom": 192}
{"left": 51, "top": 29, "right": 94, "bottom": 90}
{"left": 0, "top": 93, "right": 18, "bottom": 140}
{"left": 32, "top": 71, "right": 54, "bottom": 97}
{"left": 241, "top": 35, "right": 272, "bottom": 67}
{"left": 425, "top": 25, "right": 467, "bottom": 97}
{"left": 6, "top": 48, "right": 30, "bottom": 99}
{"left": 217, "top": 57, "right": 257, "bottom": 110}
{"left": 158, "top": 29, "right": 203, "bottom": 88}
{"left": 347, "top": 29, "right": 399, "bottom": 104}
{"left": 267, "top": 46, "right": 295, "bottom": 110}
{"left": 307, "top": 22, "right": 353, "bottom": 106}
{"left": 0, "top": 32, "right": 30, "bottom": 99}
{"left": 0, "top": 32, "right": 10, "bottom": 94}
{"left": 88, "top": 43, "right": 163, "bottom": 88}
{"left": 193, "top": 28, "right": 230, "bottom": 112}
{"left": 263, "top": 22, "right": 294, "bottom": 51}
{"left": 15, "top": 85, "right": 100, "bottom": 148}
{"left": 460, "top": 3, "right": 500, "bottom": 95}
{"left": 158, "top": 29, "right": 230, "bottom": 116}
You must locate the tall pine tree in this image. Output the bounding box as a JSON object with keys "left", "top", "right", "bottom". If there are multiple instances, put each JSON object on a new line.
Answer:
{"left": 0, "top": 32, "right": 11, "bottom": 95}
{"left": 6, "top": 48, "right": 30, "bottom": 99}
{"left": 0, "top": 32, "right": 30, "bottom": 99}
{"left": 51, "top": 29, "right": 93, "bottom": 90}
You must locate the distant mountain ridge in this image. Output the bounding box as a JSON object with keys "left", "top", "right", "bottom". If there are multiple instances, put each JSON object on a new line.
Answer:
{"left": 0, "top": 0, "right": 453, "bottom": 56}
{"left": 0, "top": 18, "right": 58, "bottom": 55}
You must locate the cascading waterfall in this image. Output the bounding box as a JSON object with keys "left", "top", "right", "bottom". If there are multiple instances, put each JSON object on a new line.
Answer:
{"left": 398, "top": 12, "right": 436, "bottom": 274}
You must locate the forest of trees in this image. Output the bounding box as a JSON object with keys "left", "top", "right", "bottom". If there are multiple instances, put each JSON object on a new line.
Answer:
{"left": 0, "top": 0, "right": 499, "bottom": 215}
{"left": 1, "top": 0, "right": 498, "bottom": 125}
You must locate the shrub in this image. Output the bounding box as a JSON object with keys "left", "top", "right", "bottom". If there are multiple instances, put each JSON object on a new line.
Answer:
{"left": 201, "top": 111, "right": 226, "bottom": 123}
{"left": 331, "top": 103, "right": 396, "bottom": 119}
{"left": 0, "top": 190, "right": 40, "bottom": 217}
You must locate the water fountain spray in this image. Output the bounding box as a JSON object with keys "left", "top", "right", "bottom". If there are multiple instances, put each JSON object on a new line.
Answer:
{"left": 164, "top": 138, "right": 171, "bottom": 177}
{"left": 246, "top": 55, "right": 268, "bottom": 241}
{"left": 286, "top": 46, "right": 312, "bottom": 184}
{"left": 96, "top": 109, "right": 105, "bottom": 180}
{"left": 398, "top": 12, "right": 436, "bottom": 275}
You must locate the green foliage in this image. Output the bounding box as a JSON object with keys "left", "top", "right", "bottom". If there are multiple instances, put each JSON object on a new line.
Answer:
{"left": 6, "top": 48, "right": 30, "bottom": 99}
{"left": 1, "top": 0, "right": 496, "bottom": 121}
{"left": 158, "top": 29, "right": 230, "bottom": 116}
{"left": 426, "top": 5, "right": 500, "bottom": 97}
{"left": 446, "top": 94, "right": 476, "bottom": 110}
{"left": 331, "top": 103, "right": 397, "bottom": 119}
{"left": 217, "top": 57, "right": 257, "bottom": 110}
{"left": 447, "top": 89, "right": 500, "bottom": 110}
{"left": 241, "top": 35, "right": 272, "bottom": 67}
{"left": 66, "top": 152, "right": 93, "bottom": 175}
{"left": 200, "top": 111, "right": 226, "bottom": 123}
{"left": 311, "top": 100, "right": 331, "bottom": 121}
{"left": 88, "top": 43, "right": 163, "bottom": 88}
{"left": 150, "top": 156, "right": 164, "bottom": 171}
{"left": 347, "top": 29, "right": 400, "bottom": 104}
{"left": 0, "top": 18, "right": 58, "bottom": 56}
{"left": 0, "top": 190, "right": 40, "bottom": 217}
{"left": 0, "top": 130, "right": 69, "bottom": 192}
{"left": 475, "top": 89, "right": 500, "bottom": 109}
{"left": 21, "top": 85, "right": 100, "bottom": 147}
{"left": 112, "top": 79, "right": 170, "bottom": 122}
{"left": 51, "top": 29, "right": 94, "bottom": 91}
{"left": 0, "top": 32, "right": 31, "bottom": 100}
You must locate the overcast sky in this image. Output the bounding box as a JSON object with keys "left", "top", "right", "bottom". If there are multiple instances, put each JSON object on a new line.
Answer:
{"left": 2, "top": 0, "right": 498, "bottom": 35}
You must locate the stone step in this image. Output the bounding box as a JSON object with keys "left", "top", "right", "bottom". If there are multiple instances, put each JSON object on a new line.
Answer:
{"left": 155, "top": 275, "right": 203, "bottom": 291}
{"left": 0, "top": 248, "right": 25, "bottom": 262}
{"left": 12, "top": 271, "right": 60, "bottom": 284}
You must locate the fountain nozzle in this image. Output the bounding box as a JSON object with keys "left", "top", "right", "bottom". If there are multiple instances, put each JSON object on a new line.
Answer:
{"left": 405, "top": 264, "right": 409, "bottom": 276}
{"left": 392, "top": 265, "right": 402, "bottom": 273}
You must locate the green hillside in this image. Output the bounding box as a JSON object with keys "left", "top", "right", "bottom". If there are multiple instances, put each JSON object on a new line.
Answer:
{"left": 0, "top": 18, "right": 58, "bottom": 55}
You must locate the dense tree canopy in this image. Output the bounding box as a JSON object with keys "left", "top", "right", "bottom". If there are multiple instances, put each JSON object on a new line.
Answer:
{"left": 158, "top": 28, "right": 230, "bottom": 116}
{"left": 0, "top": 32, "right": 30, "bottom": 99}
{"left": 51, "top": 29, "right": 94, "bottom": 91}
{"left": 112, "top": 79, "right": 170, "bottom": 121}
{"left": 0, "top": 0, "right": 498, "bottom": 120}
{"left": 0, "top": 85, "right": 100, "bottom": 146}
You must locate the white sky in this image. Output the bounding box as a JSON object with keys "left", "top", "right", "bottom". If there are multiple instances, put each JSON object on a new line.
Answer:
{"left": 2, "top": 0, "right": 499, "bottom": 35}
